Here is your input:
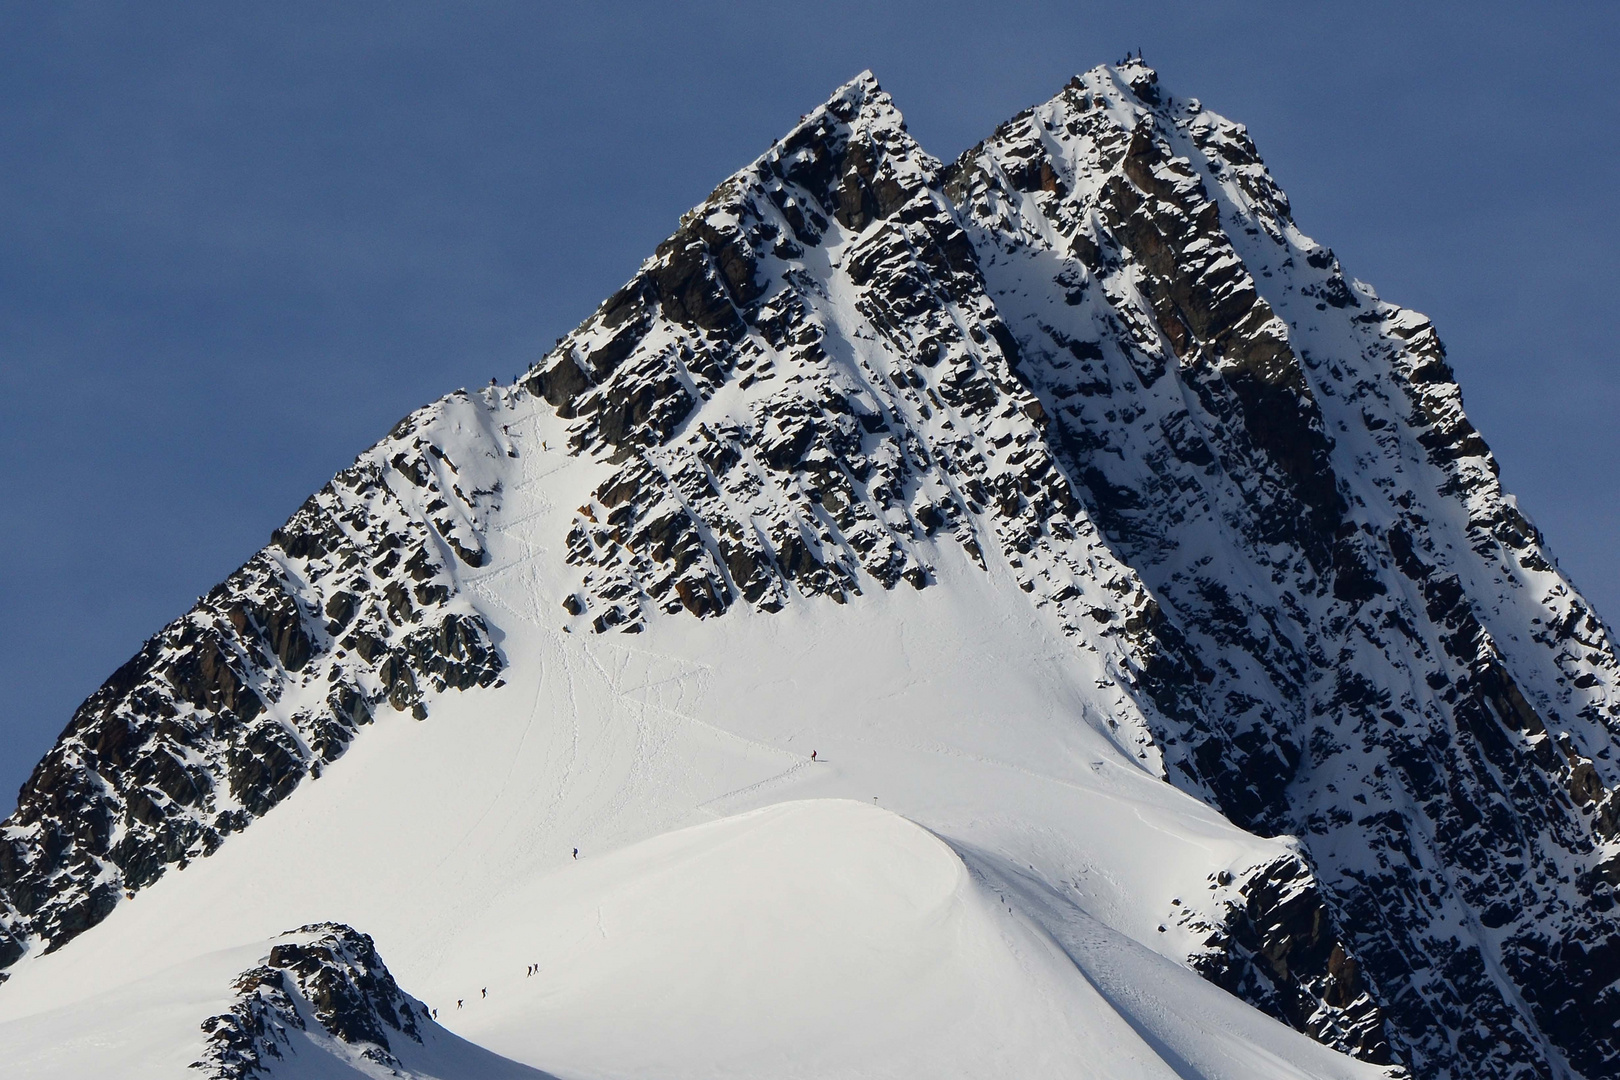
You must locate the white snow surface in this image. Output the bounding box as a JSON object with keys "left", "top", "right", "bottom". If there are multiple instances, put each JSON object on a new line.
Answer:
{"left": 0, "top": 431, "right": 1383, "bottom": 1076}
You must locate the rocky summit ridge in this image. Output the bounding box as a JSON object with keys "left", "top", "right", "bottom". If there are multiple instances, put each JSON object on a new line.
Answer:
{"left": 3, "top": 61, "right": 1619, "bottom": 1080}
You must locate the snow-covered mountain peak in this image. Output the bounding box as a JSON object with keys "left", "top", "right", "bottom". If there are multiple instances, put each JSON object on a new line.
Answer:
{"left": 803, "top": 67, "right": 896, "bottom": 129}
{"left": 4, "top": 63, "right": 1620, "bottom": 1080}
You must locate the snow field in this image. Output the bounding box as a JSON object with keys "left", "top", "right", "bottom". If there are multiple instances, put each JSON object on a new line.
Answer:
{"left": 0, "top": 547, "right": 1383, "bottom": 1078}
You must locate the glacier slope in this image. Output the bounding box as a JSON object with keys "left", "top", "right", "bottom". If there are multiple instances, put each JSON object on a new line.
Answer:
{"left": 0, "top": 501, "right": 1377, "bottom": 1078}
{"left": 430, "top": 798, "right": 1381, "bottom": 1080}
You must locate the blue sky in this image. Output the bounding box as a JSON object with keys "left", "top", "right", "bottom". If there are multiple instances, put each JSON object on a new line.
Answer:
{"left": 2, "top": 1, "right": 1615, "bottom": 811}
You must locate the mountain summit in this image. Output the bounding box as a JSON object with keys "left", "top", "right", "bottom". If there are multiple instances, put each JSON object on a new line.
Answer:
{"left": 3, "top": 63, "right": 1617, "bottom": 1080}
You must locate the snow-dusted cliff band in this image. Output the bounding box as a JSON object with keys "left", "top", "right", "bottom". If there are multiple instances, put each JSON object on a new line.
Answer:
{"left": 2, "top": 62, "right": 1616, "bottom": 1080}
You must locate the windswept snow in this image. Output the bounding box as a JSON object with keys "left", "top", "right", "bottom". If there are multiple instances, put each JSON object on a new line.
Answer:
{"left": 436, "top": 798, "right": 1382, "bottom": 1080}
{"left": 0, "top": 540, "right": 1383, "bottom": 1078}
{"left": 0, "top": 798, "right": 1386, "bottom": 1080}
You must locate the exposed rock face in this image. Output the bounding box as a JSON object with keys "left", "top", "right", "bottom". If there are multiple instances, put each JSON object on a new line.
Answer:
{"left": 532, "top": 77, "right": 1187, "bottom": 780}
{"left": 191, "top": 923, "right": 430, "bottom": 1079}
{"left": 518, "top": 71, "right": 1396, "bottom": 1069}
{"left": 5, "top": 62, "right": 1620, "bottom": 1080}
{"left": 1181, "top": 853, "right": 1392, "bottom": 1064}
{"left": 945, "top": 61, "right": 1620, "bottom": 1080}
{"left": 0, "top": 395, "right": 505, "bottom": 969}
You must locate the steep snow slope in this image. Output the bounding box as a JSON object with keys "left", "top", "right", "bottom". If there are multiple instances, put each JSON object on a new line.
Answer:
{"left": 422, "top": 799, "right": 1386, "bottom": 1080}
{"left": 2, "top": 62, "right": 1617, "bottom": 1080}
{"left": 0, "top": 547, "right": 1377, "bottom": 1078}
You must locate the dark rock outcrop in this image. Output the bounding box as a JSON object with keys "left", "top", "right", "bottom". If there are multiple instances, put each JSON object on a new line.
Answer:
{"left": 0, "top": 394, "right": 504, "bottom": 966}
{"left": 1184, "top": 854, "right": 1394, "bottom": 1066}
{"left": 191, "top": 923, "right": 429, "bottom": 1079}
